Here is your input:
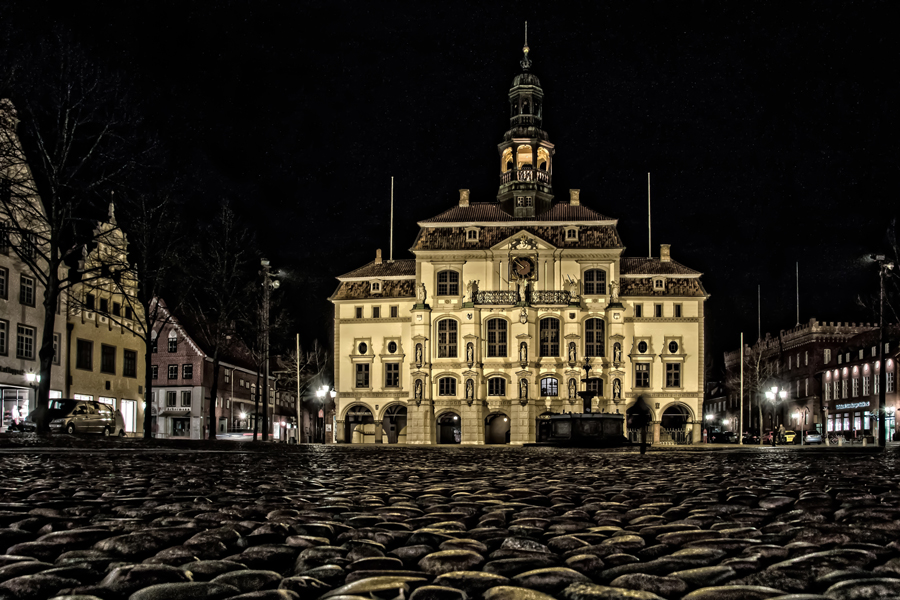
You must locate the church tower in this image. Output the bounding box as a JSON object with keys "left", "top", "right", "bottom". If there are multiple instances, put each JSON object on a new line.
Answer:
{"left": 497, "top": 29, "right": 555, "bottom": 218}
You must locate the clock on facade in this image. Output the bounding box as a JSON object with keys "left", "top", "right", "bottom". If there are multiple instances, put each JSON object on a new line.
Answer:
{"left": 511, "top": 256, "right": 536, "bottom": 280}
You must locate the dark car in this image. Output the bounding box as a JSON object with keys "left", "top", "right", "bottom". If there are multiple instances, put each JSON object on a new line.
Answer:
{"left": 48, "top": 400, "right": 126, "bottom": 436}
{"left": 742, "top": 431, "right": 760, "bottom": 444}
{"left": 710, "top": 431, "right": 738, "bottom": 443}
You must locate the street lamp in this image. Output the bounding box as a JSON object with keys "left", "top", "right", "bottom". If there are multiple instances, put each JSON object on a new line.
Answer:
{"left": 792, "top": 411, "right": 803, "bottom": 446}
{"left": 260, "top": 259, "right": 281, "bottom": 442}
{"left": 315, "top": 385, "right": 334, "bottom": 444}
{"left": 873, "top": 254, "right": 895, "bottom": 447}
{"left": 765, "top": 386, "right": 789, "bottom": 444}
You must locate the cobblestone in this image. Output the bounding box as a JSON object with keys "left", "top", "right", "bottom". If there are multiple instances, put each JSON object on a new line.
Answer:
{"left": 0, "top": 441, "right": 898, "bottom": 598}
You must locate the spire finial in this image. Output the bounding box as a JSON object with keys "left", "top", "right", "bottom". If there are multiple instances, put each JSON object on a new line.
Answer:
{"left": 520, "top": 21, "right": 532, "bottom": 71}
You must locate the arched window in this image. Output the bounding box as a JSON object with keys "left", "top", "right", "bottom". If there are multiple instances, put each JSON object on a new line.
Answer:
{"left": 501, "top": 147, "right": 513, "bottom": 172}
{"left": 585, "top": 319, "right": 605, "bottom": 357}
{"left": 437, "top": 270, "right": 459, "bottom": 296}
{"left": 437, "top": 319, "right": 458, "bottom": 358}
{"left": 488, "top": 378, "right": 506, "bottom": 396}
{"left": 438, "top": 377, "right": 457, "bottom": 396}
{"left": 540, "top": 377, "right": 558, "bottom": 397}
{"left": 516, "top": 145, "right": 533, "bottom": 169}
{"left": 537, "top": 147, "right": 550, "bottom": 171}
{"left": 584, "top": 270, "right": 606, "bottom": 295}
{"left": 486, "top": 318, "right": 507, "bottom": 357}
{"left": 539, "top": 318, "right": 560, "bottom": 357}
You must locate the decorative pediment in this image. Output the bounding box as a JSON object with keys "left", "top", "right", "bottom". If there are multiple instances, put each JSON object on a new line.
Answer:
{"left": 491, "top": 231, "right": 557, "bottom": 252}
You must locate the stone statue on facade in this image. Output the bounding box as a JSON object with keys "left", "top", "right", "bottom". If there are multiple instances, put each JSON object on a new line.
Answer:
{"left": 519, "top": 342, "right": 527, "bottom": 364}
{"left": 466, "top": 379, "right": 474, "bottom": 400}
{"left": 415, "top": 379, "right": 422, "bottom": 399}
{"left": 415, "top": 344, "right": 423, "bottom": 366}
{"left": 564, "top": 276, "right": 580, "bottom": 301}
{"left": 520, "top": 378, "right": 528, "bottom": 399}
{"left": 568, "top": 378, "right": 576, "bottom": 399}
{"left": 568, "top": 342, "right": 576, "bottom": 363}
{"left": 613, "top": 342, "right": 622, "bottom": 364}
{"left": 613, "top": 378, "right": 621, "bottom": 399}
{"left": 416, "top": 283, "right": 426, "bottom": 304}
{"left": 518, "top": 281, "right": 527, "bottom": 303}
{"left": 466, "top": 342, "right": 474, "bottom": 365}
{"left": 466, "top": 280, "right": 479, "bottom": 303}
{"left": 610, "top": 279, "right": 619, "bottom": 302}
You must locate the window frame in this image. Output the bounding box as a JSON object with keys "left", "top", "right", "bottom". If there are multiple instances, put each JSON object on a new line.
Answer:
{"left": 438, "top": 377, "right": 457, "bottom": 396}
{"left": 182, "top": 364, "right": 193, "bottom": 380}
{"left": 486, "top": 318, "right": 508, "bottom": 358}
{"left": 0, "top": 319, "right": 7, "bottom": 356}
{"left": 584, "top": 318, "right": 605, "bottom": 357}
{"left": 634, "top": 304, "right": 643, "bottom": 318}
{"left": 539, "top": 317, "right": 560, "bottom": 357}
{"left": 654, "top": 303, "right": 663, "bottom": 318}
{"left": 168, "top": 364, "right": 178, "bottom": 380}
{"left": 19, "top": 274, "right": 35, "bottom": 307}
{"left": 635, "top": 362, "right": 650, "bottom": 388}
{"left": 76, "top": 338, "right": 93, "bottom": 370}
{"left": 167, "top": 337, "right": 177, "bottom": 353}
{"left": 372, "top": 306, "right": 380, "bottom": 318}
{"left": 384, "top": 362, "right": 400, "bottom": 388}
{"left": 665, "top": 362, "right": 681, "bottom": 388}
{"left": 151, "top": 364, "right": 158, "bottom": 380}
{"left": 437, "top": 318, "right": 458, "bottom": 358}
{"left": 436, "top": 270, "right": 460, "bottom": 296}
{"left": 100, "top": 344, "right": 116, "bottom": 374}
{"left": 355, "top": 363, "right": 370, "bottom": 388}
{"left": 181, "top": 390, "right": 191, "bottom": 407}
{"left": 583, "top": 269, "right": 606, "bottom": 295}
{"left": 0, "top": 266, "right": 7, "bottom": 299}
{"left": 488, "top": 377, "right": 506, "bottom": 396}
{"left": 540, "top": 377, "right": 559, "bottom": 397}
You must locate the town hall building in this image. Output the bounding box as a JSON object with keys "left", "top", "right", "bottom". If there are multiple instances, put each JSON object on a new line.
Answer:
{"left": 330, "top": 42, "right": 709, "bottom": 445}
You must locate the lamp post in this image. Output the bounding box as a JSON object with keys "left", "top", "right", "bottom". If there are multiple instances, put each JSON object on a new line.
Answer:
{"left": 792, "top": 411, "right": 803, "bottom": 446}
{"left": 23, "top": 370, "right": 40, "bottom": 425}
{"left": 260, "top": 259, "right": 280, "bottom": 442}
{"left": 874, "top": 255, "right": 895, "bottom": 447}
{"left": 765, "top": 386, "right": 789, "bottom": 444}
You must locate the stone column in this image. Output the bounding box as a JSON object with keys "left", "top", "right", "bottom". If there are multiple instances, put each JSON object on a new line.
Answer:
{"left": 693, "top": 421, "right": 702, "bottom": 444}
{"left": 335, "top": 420, "right": 346, "bottom": 443}
{"left": 653, "top": 421, "right": 661, "bottom": 444}
{"left": 374, "top": 421, "right": 383, "bottom": 444}
{"left": 510, "top": 401, "right": 536, "bottom": 445}
{"left": 406, "top": 403, "right": 434, "bottom": 445}
{"left": 460, "top": 402, "right": 484, "bottom": 445}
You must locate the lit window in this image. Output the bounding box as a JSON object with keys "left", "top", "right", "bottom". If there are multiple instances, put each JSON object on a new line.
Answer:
{"left": 540, "top": 377, "right": 558, "bottom": 396}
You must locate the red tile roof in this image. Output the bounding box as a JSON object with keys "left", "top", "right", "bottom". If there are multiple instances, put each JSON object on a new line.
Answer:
{"left": 620, "top": 257, "right": 701, "bottom": 276}
{"left": 337, "top": 259, "right": 416, "bottom": 279}
{"left": 419, "top": 202, "right": 615, "bottom": 224}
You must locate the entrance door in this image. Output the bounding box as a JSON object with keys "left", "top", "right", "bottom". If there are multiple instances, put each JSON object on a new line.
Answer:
{"left": 120, "top": 399, "right": 136, "bottom": 433}
{"left": 382, "top": 405, "right": 408, "bottom": 444}
{"left": 437, "top": 412, "right": 461, "bottom": 444}
{"left": 485, "top": 413, "right": 510, "bottom": 444}
{"left": 887, "top": 415, "right": 896, "bottom": 442}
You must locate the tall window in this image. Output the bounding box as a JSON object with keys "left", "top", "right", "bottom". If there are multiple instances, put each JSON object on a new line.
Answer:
{"left": 151, "top": 338, "right": 158, "bottom": 353}
{"left": 16, "top": 325, "right": 35, "bottom": 360}
{"left": 151, "top": 365, "right": 158, "bottom": 380}
{"left": 356, "top": 363, "right": 370, "bottom": 388}
{"left": 183, "top": 364, "right": 193, "bottom": 380}
{"left": 635, "top": 304, "right": 643, "bottom": 318}
{"left": 585, "top": 318, "right": 605, "bottom": 357}
{"left": 488, "top": 378, "right": 506, "bottom": 396}
{"left": 0, "top": 319, "right": 6, "bottom": 355}
{"left": 168, "top": 336, "right": 177, "bottom": 353}
{"left": 852, "top": 377, "right": 859, "bottom": 397}
{"left": 824, "top": 381, "right": 830, "bottom": 401}
{"left": 168, "top": 364, "right": 178, "bottom": 379}
{"left": 863, "top": 375, "right": 870, "bottom": 396}
{"left": 181, "top": 390, "right": 191, "bottom": 407}
{"left": 19, "top": 275, "right": 35, "bottom": 306}
{"left": 666, "top": 363, "right": 681, "bottom": 388}
{"left": 437, "top": 270, "right": 459, "bottom": 296}
{"left": 439, "top": 377, "right": 457, "bottom": 396}
{"left": 437, "top": 319, "right": 458, "bottom": 358}
{"left": 635, "top": 363, "right": 650, "bottom": 387}
{"left": 100, "top": 345, "right": 116, "bottom": 374}
{"left": 0, "top": 267, "right": 7, "bottom": 299}
{"left": 540, "top": 377, "right": 559, "bottom": 396}
{"left": 76, "top": 339, "right": 93, "bottom": 370}
{"left": 166, "top": 391, "right": 176, "bottom": 407}
{"left": 584, "top": 269, "right": 606, "bottom": 295}
{"left": 85, "top": 294, "right": 95, "bottom": 311}
{"left": 889, "top": 370, "right": 895, "bottom": 393}
{"left": 52, "top": 333, "right": 60, "bottom": 365}
{"left": 385, "top": 363, "right": 399, "bottom": 387}
{"left": 540, "top": 318, "right": 560, "bottom": 356}
{"left": 487, "top": 318, "right": 507, "bottom": 357}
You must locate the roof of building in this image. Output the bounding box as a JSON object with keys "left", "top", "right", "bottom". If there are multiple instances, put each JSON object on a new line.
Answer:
{"left": 156, "top": 299, "right": 258, "bottom": 372}
{"left": 337, "top": 259, "right": 416, "bottom": 280}
{"left": 418, "top": 202, "right": 615, "bottom": 225}
{"left": 331, "top": 279, "right": 417, "bottom": 301}
{"left": 620, "top": 257, "right": 702, "bottom": 276}
{"left": 620, "top": 277, "right": 708, "bottom": 298}
{"left": 413, "top": 224, "right": 622, "bottom": 252}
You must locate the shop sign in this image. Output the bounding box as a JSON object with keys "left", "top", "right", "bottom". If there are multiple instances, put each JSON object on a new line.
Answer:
{"left": 836, "top": 401, "right": 869, "bottom": 410}
{"left": 0, "top": 366, "right": 25, "bottom": 376}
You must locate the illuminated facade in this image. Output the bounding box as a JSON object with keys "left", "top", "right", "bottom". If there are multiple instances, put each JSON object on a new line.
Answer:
{"left": 330, "top": 44, "right": 709, "bottom": 444}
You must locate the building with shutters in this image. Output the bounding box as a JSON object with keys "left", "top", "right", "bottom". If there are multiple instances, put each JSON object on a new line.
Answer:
{"left": 330, "top": 42, "right": 709, "bottom": 445}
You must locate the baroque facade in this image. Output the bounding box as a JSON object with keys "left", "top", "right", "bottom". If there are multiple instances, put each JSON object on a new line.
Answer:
{"left": 331, "top": 44, "right": 709, "bottom": 445}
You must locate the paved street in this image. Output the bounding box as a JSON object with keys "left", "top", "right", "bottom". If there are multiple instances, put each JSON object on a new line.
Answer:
{"left": 1, "top": 441, "right": 900, "bottom": 599}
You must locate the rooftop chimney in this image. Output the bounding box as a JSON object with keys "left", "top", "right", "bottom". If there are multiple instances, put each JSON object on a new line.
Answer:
{"left": 375, "top": 249, "right": 382, "bottom": 265}
{"left": 660, "top": 244, "right": 671, "bottom": 262}
{"left": 459, "top": 189, "right": 470, "bottom": 207}
{"left": 570, "top": 189, "right": 580, "bottom": 206}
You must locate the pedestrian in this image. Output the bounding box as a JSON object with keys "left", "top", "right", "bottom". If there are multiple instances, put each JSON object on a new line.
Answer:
{"left": 686, "top": 425, "right": 693, "bottom": 445}
{"left": 778, "top": 423, "right": 785, "bottom": 445}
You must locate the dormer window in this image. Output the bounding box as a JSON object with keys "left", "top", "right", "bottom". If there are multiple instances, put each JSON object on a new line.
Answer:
{"left": 515, "top": 197, "right": 533, "bottom": 208}
{"left": 370, "top": 280, "right": 382, "bottom": 294}
{"left": 653, "top": 278, "right": 665, "bottom": 290}
{"left": 465, "top": 228, "right": 480, "bottom": 243}
{"left": 566, "top": 228, "right": 578, "bottom": 241}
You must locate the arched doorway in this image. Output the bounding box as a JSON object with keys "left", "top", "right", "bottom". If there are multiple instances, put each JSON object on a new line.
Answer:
{"left": 536, "top": 411, "right": 556, "bottom": 442}
{"left": 660, "top": 404, "right": 691, "bottom": 445}
{"left": 344, "top": 406, "right": 374, "bottom": 443}
{"left": 485, "top": 413, "right": 510, "bottom": 444}
{"left": 381, "top": 404, "right": 408, "bottom": 444}
{"left": 437, "top": 411, "right": 461, "bottom": 445}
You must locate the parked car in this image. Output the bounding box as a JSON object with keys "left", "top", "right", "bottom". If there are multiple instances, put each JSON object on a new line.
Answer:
{"left": 782, "top": 430, "right": 797, "bottom": 443}
{"left": 742, "top": 431, "right": 760, "bottom": 444}
{"left": 709, "top": 431, "right": 738, "bottom": 443}
{"left": 802, "top": 430, "right": 823, "bottom": 444}
{"left": 48, "top": 399, "right": 126, "bottom": 436}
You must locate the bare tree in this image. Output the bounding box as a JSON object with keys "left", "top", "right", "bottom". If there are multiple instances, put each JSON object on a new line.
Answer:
{"left": 725, "top": 336, "right": 783, "bottom": 444}
{"left": 184, "top": 204, "right": 255, "bottom": 441}
{"left": 0, "top": 37, "right": 151, "bottom": 429}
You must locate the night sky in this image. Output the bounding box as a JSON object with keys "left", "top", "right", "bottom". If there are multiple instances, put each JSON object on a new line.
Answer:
{"left": 2, "top": 1, "right": 897, "bottom": 375}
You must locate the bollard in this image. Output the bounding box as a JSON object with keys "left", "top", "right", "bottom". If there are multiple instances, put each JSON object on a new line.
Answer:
{"left": 863, "top": 437, "right": 867, "bottom": 446}
{"left": 839, "top": 437, "right": 843, "bottom": 447}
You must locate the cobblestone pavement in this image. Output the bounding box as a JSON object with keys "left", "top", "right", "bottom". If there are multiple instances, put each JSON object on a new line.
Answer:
{"left": 1, "top": 442, "right": 900, "bottom": 599}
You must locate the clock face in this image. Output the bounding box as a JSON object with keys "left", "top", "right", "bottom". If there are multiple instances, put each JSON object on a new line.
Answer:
{"left": 511, "top": 256, "right": 536, "bottom": 279}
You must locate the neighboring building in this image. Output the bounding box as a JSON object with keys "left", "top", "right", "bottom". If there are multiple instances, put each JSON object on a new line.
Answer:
{"left": 0, "top": 99, "right": 67, "bottom": 429}
{"left": 150, "top": 301, "right": 295, "bottom": 440}
{"left": 66, "top": 204, "right": 145, "bottom": 435}
{"left": 724, "top": 318, "right": 875, "bottom": 435}
{"left": 821, "top": 325, "right": 900, "bottom": 442}
{"left": 330, "top": 43, "right": 709, "bottom": 445}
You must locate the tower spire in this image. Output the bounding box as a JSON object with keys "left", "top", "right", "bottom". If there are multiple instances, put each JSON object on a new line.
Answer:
{"left": 520, "top": 22, "right": 532, "bottom": 71}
